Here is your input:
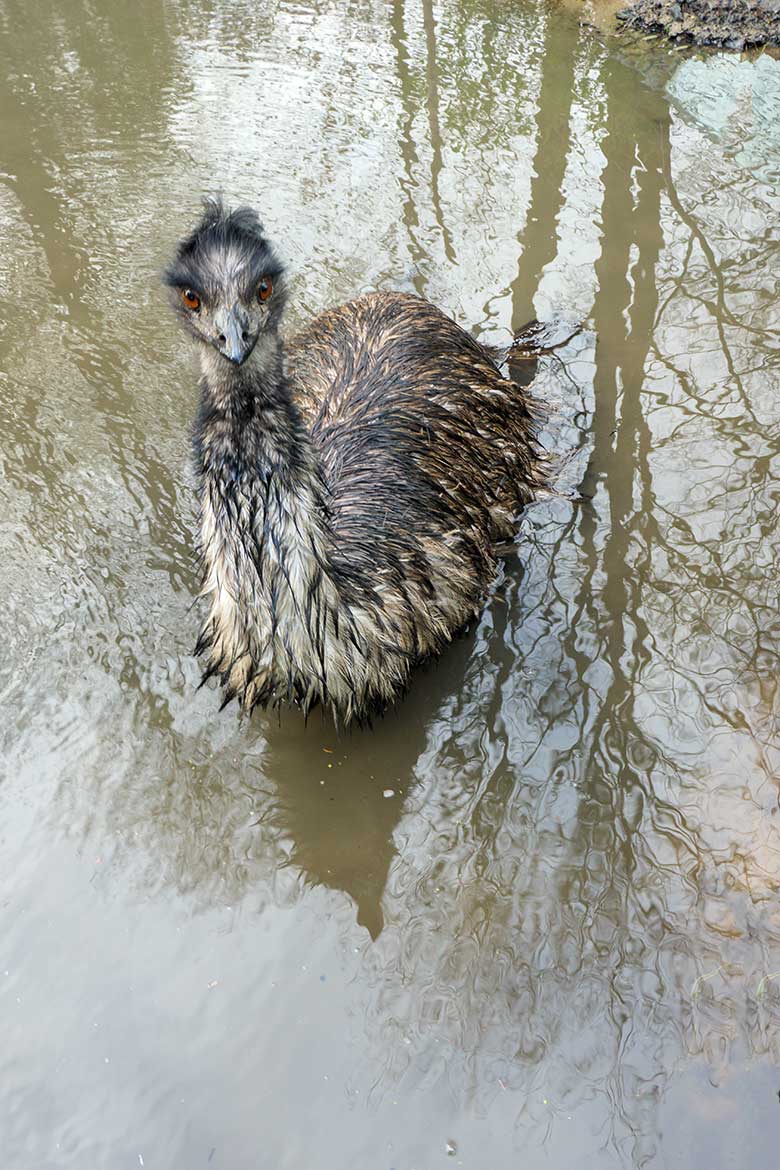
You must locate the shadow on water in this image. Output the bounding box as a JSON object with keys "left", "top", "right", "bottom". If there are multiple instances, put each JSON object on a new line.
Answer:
{"left": 264, "top": 621, "right": 486, "bottom": 940}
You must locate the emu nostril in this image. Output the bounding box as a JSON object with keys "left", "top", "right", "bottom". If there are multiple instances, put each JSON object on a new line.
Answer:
{"left": 218, "top": 333, "right": 226, "bottom": 344}
{"left": 242, "top": 330, "right": 249, "bottom": 341}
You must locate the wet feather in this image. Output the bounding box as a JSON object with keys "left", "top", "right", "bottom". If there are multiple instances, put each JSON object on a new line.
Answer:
{"left": 165, "top": 201, "right": 550, "bottom": 724}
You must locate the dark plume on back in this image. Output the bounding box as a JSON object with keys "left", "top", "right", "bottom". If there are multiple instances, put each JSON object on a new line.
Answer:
{"left": 165, "top": 201, "right": 547, "bottom": 724}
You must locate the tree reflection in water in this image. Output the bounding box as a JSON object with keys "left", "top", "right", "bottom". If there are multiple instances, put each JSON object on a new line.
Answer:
{"left": 3, "top": 0, "right": 778, "bottom": 1164}
{"left": 335, "top": 4, "right": 780, "bottom": 1159}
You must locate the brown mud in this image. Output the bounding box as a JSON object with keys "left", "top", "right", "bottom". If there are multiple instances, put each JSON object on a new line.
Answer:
{"left": 617, "top": 0, "right": 780, "bottom": 48}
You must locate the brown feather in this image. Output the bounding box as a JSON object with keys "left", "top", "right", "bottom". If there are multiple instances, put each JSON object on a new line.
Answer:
{"left": 166, "top": 204, "right": 551, "bottom": 724}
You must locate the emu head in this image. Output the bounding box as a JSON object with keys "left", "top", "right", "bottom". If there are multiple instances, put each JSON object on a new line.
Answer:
{"left": 165, "top": 198, "right": 286, "bottom": 367}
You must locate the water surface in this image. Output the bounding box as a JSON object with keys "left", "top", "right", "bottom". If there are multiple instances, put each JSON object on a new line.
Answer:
{"left": 1, "top": 1, "right": 779, "bottom": 1167}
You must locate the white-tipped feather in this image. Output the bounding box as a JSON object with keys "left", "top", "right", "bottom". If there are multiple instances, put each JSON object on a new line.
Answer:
{"left": 167, "top": 201, "right": 550, "bottom": 723}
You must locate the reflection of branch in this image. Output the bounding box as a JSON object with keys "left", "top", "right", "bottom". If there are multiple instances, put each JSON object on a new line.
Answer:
{"left": 660, "top": 150, "right": 764, "bottom": 426}
{"left": 507, "top": 9, "right": 580, "bottom": 328}
{"left": 390, "top": 0, "right": 426, "bottom": 291}
{"left": 654, "top": 233, "right": 694, "bottom": 325}
{"left": 422, "top": 0, "right": 456, "bottom": 265}
{"left": 662, "top": 155, "right": 779, "bottom": 339}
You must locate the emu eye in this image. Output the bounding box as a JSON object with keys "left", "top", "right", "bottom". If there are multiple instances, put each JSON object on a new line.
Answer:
{"left": 257, "top": 276, "right": 273, "bottom": 303}
{"left": 181, "top": 288, "right": 200, "bottom": 311}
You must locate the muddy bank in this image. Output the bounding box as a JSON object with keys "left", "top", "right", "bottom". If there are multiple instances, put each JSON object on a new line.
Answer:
{"left": 617, "top": 0, "right": 780, "bottom": 48}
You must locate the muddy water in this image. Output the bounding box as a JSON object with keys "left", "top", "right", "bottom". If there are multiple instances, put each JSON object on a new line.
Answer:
{"left": 1, "top": 1, "right": 779, "bottom": 1167}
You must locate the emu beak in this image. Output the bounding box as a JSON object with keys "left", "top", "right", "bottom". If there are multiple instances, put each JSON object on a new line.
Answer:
{"left": 214, "top": 306, "right": 254, "bottom": 365}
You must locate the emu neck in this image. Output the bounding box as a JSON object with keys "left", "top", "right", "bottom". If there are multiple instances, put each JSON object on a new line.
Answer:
{"left": 197, "top": 336, "right": 305, "bottom": 476}
{"left": 194, "top": 333, "right": 340, "bottom": 712}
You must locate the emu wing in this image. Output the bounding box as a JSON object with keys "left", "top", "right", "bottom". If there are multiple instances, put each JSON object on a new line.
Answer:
{"left": 285, "top": 291, "right": 545, "bottom": 566}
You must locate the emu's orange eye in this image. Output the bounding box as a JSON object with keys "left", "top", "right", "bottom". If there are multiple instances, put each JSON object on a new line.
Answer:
{"left": 257, "top": 276, "right": 273, "bottom": 302}
{"left": 181, "top": 288, "right": 200, "bottom": 311}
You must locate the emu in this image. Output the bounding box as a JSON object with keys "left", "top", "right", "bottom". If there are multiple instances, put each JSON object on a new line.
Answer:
{"left": 165, "top": 199, "right": 555, "bottom": 724}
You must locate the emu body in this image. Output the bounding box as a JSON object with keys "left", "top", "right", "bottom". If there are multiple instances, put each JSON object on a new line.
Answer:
{"left": 167, "top": 203, "right": 546, "bottom": 723}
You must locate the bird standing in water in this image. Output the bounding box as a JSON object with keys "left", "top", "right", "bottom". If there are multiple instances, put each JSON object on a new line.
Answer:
{"left": 165, "top": 199, "right": 556, "bottom": 724}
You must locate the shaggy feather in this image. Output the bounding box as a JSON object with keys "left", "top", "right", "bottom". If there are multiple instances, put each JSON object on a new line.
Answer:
{"left": 166, "top": 201, "right": 548, "bottom": 723}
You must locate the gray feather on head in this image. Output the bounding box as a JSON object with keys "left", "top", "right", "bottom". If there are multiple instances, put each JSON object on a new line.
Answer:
{"left": 164, "top": 198, "right": 287, "bottom": 365}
